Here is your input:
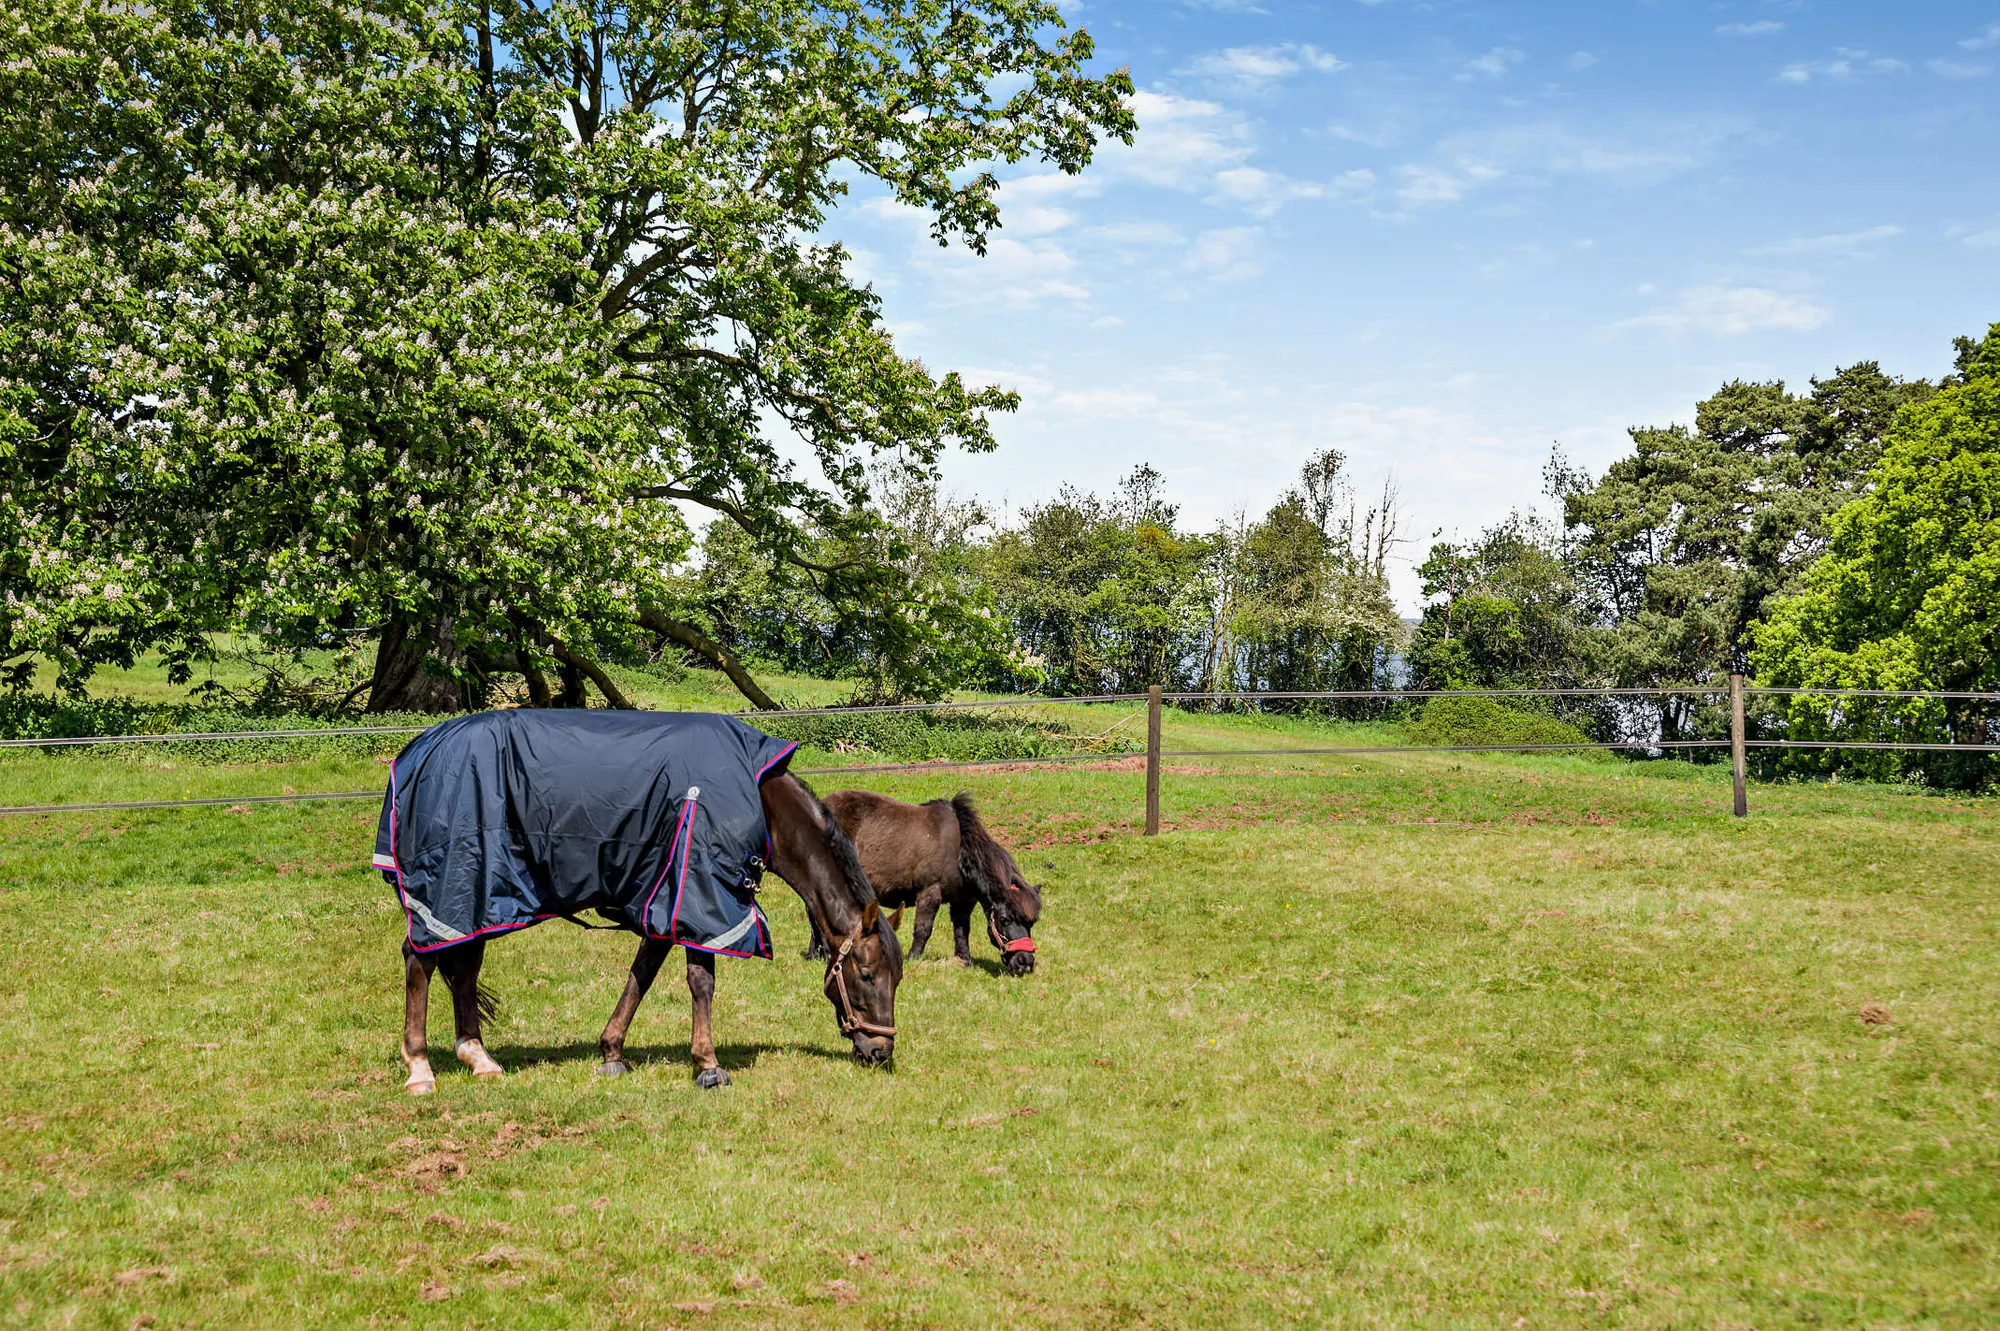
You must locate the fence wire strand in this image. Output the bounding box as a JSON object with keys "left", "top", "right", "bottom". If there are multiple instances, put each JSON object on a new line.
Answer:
{"left": 3, "top": 682, "right": 1995, "bottom": 815}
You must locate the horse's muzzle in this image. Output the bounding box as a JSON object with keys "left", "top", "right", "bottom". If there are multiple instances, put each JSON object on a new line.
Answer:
{"left": 851, "top": 1032, "right": 893, "bottom": 1065}
{"left": 1003, "top": 949, "right": 1036, "bottom": 975}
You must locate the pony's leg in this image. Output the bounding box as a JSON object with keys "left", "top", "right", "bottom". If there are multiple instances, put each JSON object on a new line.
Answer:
{"left": 687, "top": 951, "right": 730, "bottom": 1089}
{"left": 597, "top": 937, "right": 672, "bottom": 1075}
{"left": 438, "top": 938, "right": 504, "bottom": 1080}
{"left": 909, "top": 884, "right": 944, "bottom": 961}
{"left": 401, "top": 942, "right": 439, "bottom": 1096}
{"left": 802, "top": 911, "right": 828, "bottom": 961}
{"left": 950, "top": 898, "right": 976, "bottom": 965}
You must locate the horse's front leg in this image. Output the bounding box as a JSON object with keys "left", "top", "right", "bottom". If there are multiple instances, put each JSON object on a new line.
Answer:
{"left": 687, "top": 950, "right": 729, "bottom": 1089}
{"left": 439, "top": 938, "right": 504, "bottom": 1080}
{"left": 950, "top": 898, "right": 976, "bottom": 965}
{"left": 401, "top": 942, "right": 439, "bottom": 1095}
{"left": 909, "top": 884, "right": 945, "bottom": 960}
{"left": 598, "top": 937, "right": 672, "bottom": 1075}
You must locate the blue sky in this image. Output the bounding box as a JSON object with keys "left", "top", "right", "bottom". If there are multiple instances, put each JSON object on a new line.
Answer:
{"left": 837, "top": 1, "right": 2000, "bottom": 608}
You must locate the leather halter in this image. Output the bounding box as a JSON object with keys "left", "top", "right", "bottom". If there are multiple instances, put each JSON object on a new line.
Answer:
{"left": 826, "top": 919, "right": 897, "bottom": 1040}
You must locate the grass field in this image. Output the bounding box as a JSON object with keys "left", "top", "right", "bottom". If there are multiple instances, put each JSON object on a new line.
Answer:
{"left": 2, "top": 672, "right": 1997, "bottom": 1327}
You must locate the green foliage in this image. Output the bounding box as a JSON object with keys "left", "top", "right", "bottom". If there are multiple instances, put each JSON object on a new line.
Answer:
{"left": 1558, "top": 361, "right": 1933, "bottom": 742}
{"left": 0, "top": 694, "right": 427, "bottom": 762}
{"left": 1410, "top": 515, "right": 1591, "bottom": 685}
{"left": 1752, "top": 323, "right": 2000, "bottom": 790}
{"left": 1211, "top": 451, "right": 1406, "bottom": 705}
{"left": 0, "top": 0, "right": 1133, "bottom": 707}
{"left": 764, "top": 707, "right": 1131, "bottom": 765}
{"left": 668, "top": 467, "right": 1019, "bottom": 703}
{"left": 983, "top": 467, "right": 1219, "bottom": 694}
{"left": 1404, "top": 695, "right": 1600, "bottom": 752}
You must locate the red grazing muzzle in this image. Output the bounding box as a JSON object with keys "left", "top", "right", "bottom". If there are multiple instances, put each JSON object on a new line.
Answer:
{"left": 1002, "top": 937, "right": 1037, "bottom": 954}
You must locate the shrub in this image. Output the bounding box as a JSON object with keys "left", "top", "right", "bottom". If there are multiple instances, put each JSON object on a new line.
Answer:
{"left": 762, "top": 706, "right": 1132, "bottom": 766}
{"left": 1404, "top": 696, "right": 1600, "bottom": 752}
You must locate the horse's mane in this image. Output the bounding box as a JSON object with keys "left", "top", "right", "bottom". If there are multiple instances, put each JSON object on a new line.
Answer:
{"left": 792, "top": 777, "right": 898, "bottom": 957}
{"left": 949, "top": 793, "right": 1015, "bottom": 909}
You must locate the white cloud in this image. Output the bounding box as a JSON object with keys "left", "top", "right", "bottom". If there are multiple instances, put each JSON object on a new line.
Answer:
{"left": 1395, "top": 163, "right": 1478, "bottom": 204}
{"left": 1049, "top": 387, "right": 1162, "bottom": 418}
{"left": 1567, "top": 51, "right": 1599, "bottom": 70}
{"left": 1961, "top": 23, "right": 2000, "bottom": 51}
{"left": 1463, "top": 46, "right": 1526, "bottom": 79}
{"left": 1615, "top": 286, "right": 1832, "bottom": 336}
{"left": 874, "top": 204, "right": 1089, "bottom": 309}
{"left": 1183, "top": 227, "right": 1265, "bottom": 281}
{"left": 1717, "top": 21, "right": 1783, "bottom": 37}
{"left": 1390, "top": 119, "right": 1734, "bottom": 207}
{"left": 1086, "top": 220, "right": 1184, "bottom": 247}
{"left": 1929, "top": 59, "right": 1992, "bottom": 79}
{"left": 1183, "top": 43, "right": 1342, "bottom": 92}
{"left": 1749, "top": 224, "right": 1903, "bottom": 257}
{"left": 1100, "top": 91, "right": 1257, "bottom": 190}
{"left": 1964, "top": 228, "right": 2000, "bottom": 249}
{"left": 1777, "top": 52, "right": 1908, "bottom": 84}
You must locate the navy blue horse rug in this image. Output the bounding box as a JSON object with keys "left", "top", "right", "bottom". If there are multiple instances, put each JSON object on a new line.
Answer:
{"left": 373, "top": 710, "right": 799, "bottom": 957}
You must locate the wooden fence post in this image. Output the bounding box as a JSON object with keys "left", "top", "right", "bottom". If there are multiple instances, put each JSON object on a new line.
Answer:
{"left": 1145, "top": 685, "right": 1162, "bottom": 836}
{"left": 1730, "top": 672, "right": 1748, "bottom": 818}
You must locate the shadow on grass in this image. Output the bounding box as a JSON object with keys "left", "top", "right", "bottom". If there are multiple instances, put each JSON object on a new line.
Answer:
{"left": 478, "top": 1039, "right": 857, "bottom": 1074}
{"left": 908, "top": 952, "right": 1008, "bottom": 977}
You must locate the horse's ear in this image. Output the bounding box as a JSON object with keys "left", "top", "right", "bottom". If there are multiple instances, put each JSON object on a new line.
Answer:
{"left": 890, "top": 907, "right": 903, "bottom": 931}
{"left": 862, "top": 900, "right": 879, "bottom": 931}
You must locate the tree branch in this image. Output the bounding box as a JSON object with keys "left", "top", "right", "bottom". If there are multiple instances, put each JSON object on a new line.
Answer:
{"left": 627, "top": 485, "right": 865, "bottom": 577}
{"left": 550, "top": 640, "right": 635, "bottom": 709}
{"left": 636, "top": 608, "right": 779, "bottom": 711}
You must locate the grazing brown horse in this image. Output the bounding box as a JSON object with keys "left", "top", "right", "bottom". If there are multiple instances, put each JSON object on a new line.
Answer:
{"left": 821, "top": 791, "right": 1042, "bottom": 976}
{"left": 399, "top": 772, "right": 900, "bottom": 1093}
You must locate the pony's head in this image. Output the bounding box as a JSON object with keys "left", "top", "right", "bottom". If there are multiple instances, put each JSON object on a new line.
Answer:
{"left": 986, "top": 863, "right": 1043, "bottom": 976}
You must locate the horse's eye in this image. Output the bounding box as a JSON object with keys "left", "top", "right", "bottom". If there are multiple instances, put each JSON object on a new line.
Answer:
{"left": 859, "top": 969, "right": 874, "bottom": 983}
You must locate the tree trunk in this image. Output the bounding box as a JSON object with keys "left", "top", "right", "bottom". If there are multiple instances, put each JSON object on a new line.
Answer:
{"left": 554, "top": 662, "right": 589, "bottom": 708}
{"left": 367, "top": 613, "right": 479, "bottom": 714}
{"left": 636, "top": 609, "right": 779, "bottom": 710}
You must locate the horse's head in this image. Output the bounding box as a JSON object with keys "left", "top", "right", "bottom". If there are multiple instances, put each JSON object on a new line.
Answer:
{"left": 987, "top": 873, "right": 1043, "bottom": 976}
{"left": 823, "top": 900, "right": 902, "bottom": 1063}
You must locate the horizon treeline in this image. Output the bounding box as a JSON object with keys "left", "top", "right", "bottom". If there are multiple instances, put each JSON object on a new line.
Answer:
{"left": 674, "top": 326, "right": 2000, "bottom": 789}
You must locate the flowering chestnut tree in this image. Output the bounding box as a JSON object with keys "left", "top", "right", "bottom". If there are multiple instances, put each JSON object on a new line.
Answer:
{"left": 0, "top": 0, "right": 1132, "bottom": 708}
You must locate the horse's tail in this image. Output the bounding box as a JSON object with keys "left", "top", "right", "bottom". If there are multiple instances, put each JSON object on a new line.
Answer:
{"left": 951, "top": 793, "right": 1009, "bottom": 911}
{"left": 476, "top": 982, "right": 502, "bottom": 1027}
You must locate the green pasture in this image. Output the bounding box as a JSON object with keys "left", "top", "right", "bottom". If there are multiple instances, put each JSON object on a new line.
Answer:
{"left": 2, "top": 676, "right": 1997, "bottom": 1327}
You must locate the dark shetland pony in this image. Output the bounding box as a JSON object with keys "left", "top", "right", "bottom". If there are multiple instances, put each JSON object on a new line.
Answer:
{"left": 820, "top": 790, "right": 1042, "bottom": 975}
{"left": 398, "top": 772, "right": 900, "bottom": 1094}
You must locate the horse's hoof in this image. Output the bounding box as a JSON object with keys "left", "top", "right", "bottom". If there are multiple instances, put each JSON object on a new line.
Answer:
{"left": 597, "top": 1060, "right": 632, "bottom": 1077}
{"left": 473, "top": 1067, "right": 505, "bottom": 1081}
{"left": 695, "top": 1066, "right": 731, "bottom": 1090}
{"left": 405, "top": 1078, "right": 436, "bottom": 1097}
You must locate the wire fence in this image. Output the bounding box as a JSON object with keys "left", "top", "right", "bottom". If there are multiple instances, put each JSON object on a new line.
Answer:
{"left": 2, "top": 680, "right": 1995, "bottom": 818}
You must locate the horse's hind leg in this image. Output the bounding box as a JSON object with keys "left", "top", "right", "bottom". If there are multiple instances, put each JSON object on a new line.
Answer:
{"left": 687, "top": 951, "right": 729, "bottom": 1089}
{"left": 949, "top": 897, "right": 976, "bottom": 965}
{"left": 401, "top": 942, "right": 439, "bottom": 1096}
{"left": 598, "top": 937, "right": 671, "bottom": 1076}
{"left": 438, "top": 938, "right": 504, "bottom": 1080}
{"left": 909, "top": 884, "right": 945, "bottom": 961}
